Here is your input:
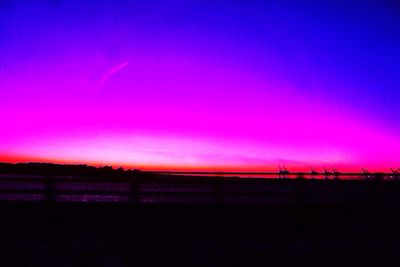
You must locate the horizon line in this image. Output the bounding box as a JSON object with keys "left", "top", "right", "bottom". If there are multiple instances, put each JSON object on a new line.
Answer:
{"left": 1, "top": 161, "right": 399, "bottom": 175}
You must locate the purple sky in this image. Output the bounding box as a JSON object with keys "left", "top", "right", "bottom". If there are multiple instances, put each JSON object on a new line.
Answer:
{"left": 0, "top": 0, "right": 399, "bottom": 171}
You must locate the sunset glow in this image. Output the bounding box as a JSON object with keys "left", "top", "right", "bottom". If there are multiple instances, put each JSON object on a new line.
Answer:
{"left": 1, "top": 1, "right": 399, "bottom": 171}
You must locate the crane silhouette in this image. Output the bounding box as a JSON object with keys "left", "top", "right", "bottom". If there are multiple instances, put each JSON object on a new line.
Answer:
{"left": 332, "top": 168, "right": 340, "bottom": 180}
{"left": 283, "top": 166, "right": 290, "bottom": 178}
{"left": 278, "top": 166, "right": 284, "bottom": 179}
{"left": 362, "top": 168, "right": 372, "bottom": 179}
{"left": 310, "top": 168, "right": 318, "bottom": 179}
{"left": 323, "top": 167, "right": 332, "bottom": 180}
{"left": 390, "top": 168, "right": 400, "bottom": 180}
{"left": 278, "top": 166, "right": 290, "bottom": 179}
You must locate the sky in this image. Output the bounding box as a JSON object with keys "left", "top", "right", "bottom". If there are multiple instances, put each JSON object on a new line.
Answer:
{"left": 0, "top": 0, "right": 399, "bottom": 171}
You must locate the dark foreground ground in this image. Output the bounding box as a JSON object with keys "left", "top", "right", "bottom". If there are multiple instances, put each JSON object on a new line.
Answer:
{"left": 0, "top": 201, "right": 399, "bottom": 267}
{"left": 0, "top": 163, "right": 399, "bottom": 266}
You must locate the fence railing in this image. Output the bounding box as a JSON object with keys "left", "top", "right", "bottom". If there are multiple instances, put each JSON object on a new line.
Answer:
{"left": 0, "top": 173, "right": 398, "bottom": 204}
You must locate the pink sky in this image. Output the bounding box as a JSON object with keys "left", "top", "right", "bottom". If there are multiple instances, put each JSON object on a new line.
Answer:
{"left": 1, "top": 1, "right": 399, "bottom": 172}
{"left": 1, "top": 55, "right": 398, "bottom": 171}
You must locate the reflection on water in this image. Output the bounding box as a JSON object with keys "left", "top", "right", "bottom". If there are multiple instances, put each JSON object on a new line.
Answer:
{"left": 167, "top": 173, "right": 368, "bottom": 180}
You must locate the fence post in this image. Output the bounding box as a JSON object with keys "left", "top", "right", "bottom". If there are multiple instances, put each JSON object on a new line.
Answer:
{"left": 45, "top": 175, "right": 56, "bottom": 203}
{"left": 294, "top": 175, "right": 305, "bottom": 204}
{"left": 130, "top": 175, "right": 140, "bottom": 204}
{"left": 214, "top": 178, "right": 223, "bottom": 204}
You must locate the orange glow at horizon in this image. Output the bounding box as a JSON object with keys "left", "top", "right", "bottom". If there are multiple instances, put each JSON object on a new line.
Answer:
{"left": 0, "top": 153, "right": 395, "bottom": 173}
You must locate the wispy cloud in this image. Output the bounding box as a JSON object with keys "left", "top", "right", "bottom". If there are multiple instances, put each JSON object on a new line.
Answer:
{"left": 99, "top": 61, "right": 130, "bottom": 86}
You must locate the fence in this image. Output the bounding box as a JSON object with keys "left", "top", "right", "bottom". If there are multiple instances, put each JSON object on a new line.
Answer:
{"left": 0, "top": 173, "right": 398, "bottom": 204}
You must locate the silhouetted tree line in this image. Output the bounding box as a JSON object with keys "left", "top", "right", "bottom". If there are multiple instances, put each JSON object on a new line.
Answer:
{"left": 0, "top": 162, "right": 148, "bottom": 179}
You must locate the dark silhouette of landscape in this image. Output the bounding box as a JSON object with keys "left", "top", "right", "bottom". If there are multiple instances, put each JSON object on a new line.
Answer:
{"left": 0, "top": 162, "right": 399, "bottom": 266}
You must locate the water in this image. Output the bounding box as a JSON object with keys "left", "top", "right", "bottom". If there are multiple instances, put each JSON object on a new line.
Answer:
{"left": 158, "top": 172, "right": 370, "bottom": 180}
